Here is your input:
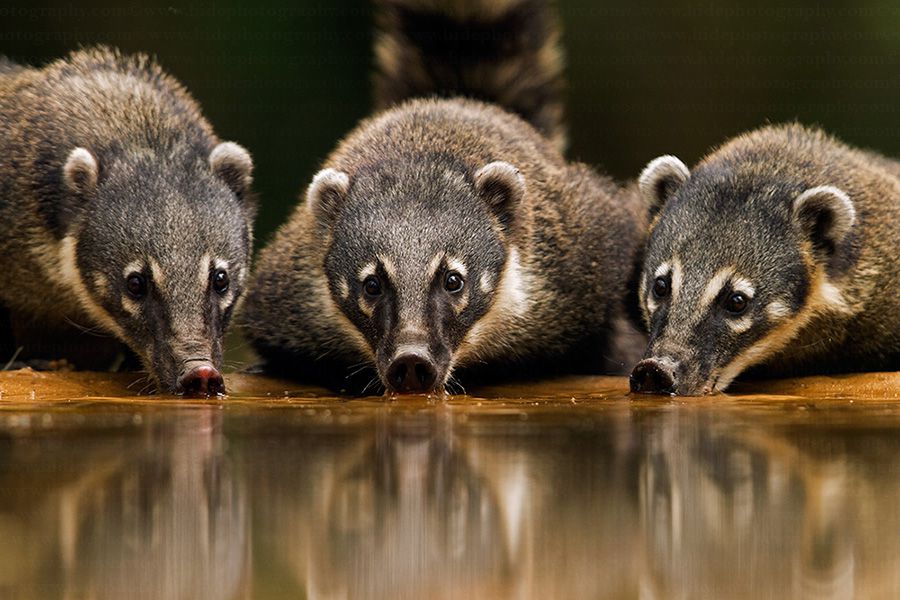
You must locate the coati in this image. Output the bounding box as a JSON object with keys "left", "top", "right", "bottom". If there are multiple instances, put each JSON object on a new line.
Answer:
{"left": 630, "top": 124, "right": 900, "bottom": 395}
{"left": 240, "top": 0, "right": 646, "bottom": 394}
{"left": 0, "top": 47, "right": 255, "bottom": 395}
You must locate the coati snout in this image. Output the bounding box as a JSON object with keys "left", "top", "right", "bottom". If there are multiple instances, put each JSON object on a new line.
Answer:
{"left": 309, "top": 155, "right": 524, "bottom": 394}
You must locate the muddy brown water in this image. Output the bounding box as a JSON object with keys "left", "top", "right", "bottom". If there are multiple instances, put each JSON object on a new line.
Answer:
{"left": 1, "top": 369, "right": 898, "bottom": 599}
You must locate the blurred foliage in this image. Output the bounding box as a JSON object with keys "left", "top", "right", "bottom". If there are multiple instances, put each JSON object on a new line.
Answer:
{"left": 2, "top": 0, "right": 898, "bottom": 246}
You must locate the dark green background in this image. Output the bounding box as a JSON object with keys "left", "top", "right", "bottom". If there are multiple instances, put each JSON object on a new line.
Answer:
{"left": 3, "top": 1, "right": 899, "bottom": 246}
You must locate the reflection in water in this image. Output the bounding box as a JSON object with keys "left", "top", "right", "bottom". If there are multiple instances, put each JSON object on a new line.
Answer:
{"left": 2, "top": 396, "right": 900, "bottom": 598}
{"left": 0, "top": 410, "right": 248, "bottom": 599}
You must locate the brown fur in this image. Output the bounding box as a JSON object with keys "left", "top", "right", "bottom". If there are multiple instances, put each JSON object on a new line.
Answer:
{"left": 720, "top": 125, "right": 900, "bottom": 374}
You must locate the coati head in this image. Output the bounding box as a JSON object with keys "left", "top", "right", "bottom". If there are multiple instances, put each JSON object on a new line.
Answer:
{"left": 56, "top": 142, "right": 254, "bottom": 395}
{"left": 307, "top": 153, "right": 525, "bottom": 394}
{"left": 630, "top": 155, "right": 857, "bottom": 395}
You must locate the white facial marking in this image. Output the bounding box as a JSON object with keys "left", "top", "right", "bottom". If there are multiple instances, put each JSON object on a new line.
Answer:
{"left": 121, "top": 297, "right": 141, "bottom": 318}
{"left": 198, "top": 253, "right": 211, "bottom": 288}
{"left": 670, "top": 257, "right": 684, "bottom": 301}
{"left": 92, "top": 272, "right": 109, "bottom": 295}
{"left": 715, "top": 270, "right": 853, "bottom": 391}
{"left": 479, "top": 272, "right": 493, "bottom": 293}
{"left": 214, "top": 258, "right": 229, "bottom": 272}
{"left": 455, "top": 247, "right": 532, "bottom": 364}
{"left": 123, "top": 260, "right": 143, "bottom": 279}
{"left": 378, "top": 255, "right": 397, "bottom": 281}
{"left": 59, "top": 237, "right": 127, "bottom": 339}
{"left": 653, "top": 262, "right": 671, "bottom": 279}
{"left": 394, "top": 343, "right": 429, "bottom": 359}
{"left": 148, "top": 258, "right": 165, "bottom": 289}
{"left": 699, "top": 267, "right": 736, "bottom": 309}
{"left": 398, "top": 326, "right": 427, "bottom": 338}
{"left": 357, "top": 297, "right": 373, "bottom": 317}
{"left": 726, "top": 316, "right": 754, "bottom": 335}
{"left": 766, "top": 301, "right": 791, "bottom": 320}
{"left": 446, "top": 257, "right": 467, "bottom": 278}
{"left": 427, "top": 253, "right": 444, "bottom": 280}
{"left": 337, "top": 277, "right": 349, "bottom": 300}
{"left": 730, "top": 276, "right": 755, "bottom": 299}
{"left": 359, "top": 262, "right": 377, "bottom": 281}
{"left": 818, "top": 278, "right": 849, "bottom": 312}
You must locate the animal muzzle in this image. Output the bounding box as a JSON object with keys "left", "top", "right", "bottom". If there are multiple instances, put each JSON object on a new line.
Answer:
{"left": 630, "top": 354, "right": 720, "bottom": 396}
{"left": 174, "top": 357, "right": 225, "bottom": 397}
{"left": 384, "top": 350, "right": 439, "bottom": 393}
{"left": 629, "top": 357, "right": 678, "bottom": 395}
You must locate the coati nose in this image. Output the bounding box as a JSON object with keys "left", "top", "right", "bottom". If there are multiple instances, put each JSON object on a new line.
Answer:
{"left": 178, "top": 365, "right": 225, "bottom": 397}
{"left": 630, "top": 358, "right": 676, "bottom": 395}
{"left": 386, "top": 353, "right": 438, "bottom": 393}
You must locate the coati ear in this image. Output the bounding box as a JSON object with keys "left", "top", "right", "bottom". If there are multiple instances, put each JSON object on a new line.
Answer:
{"left": 210, "top": 142, "right": 254, "bottom": 197}
{"left": 792, "top": 185, "right": 856, "bottom": 255}
{"left": 638, "top": 155, "right": 690, "bottom": 216}
{"left": 475, "top": 161, "right": 525, "bottom": 232}
{"left": 63, "top": 147, "right": 99, "bottom": 196}
{"left": 306, "top": 168, "right": 350, "bottom": 226}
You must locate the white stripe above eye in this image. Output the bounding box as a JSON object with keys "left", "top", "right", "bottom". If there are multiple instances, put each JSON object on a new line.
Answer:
{"left": 446, "top": 257, "right": 467, "bottom": 277}
{"left": 123, "top": 260, "right": 143, "bottom": 278}
{"left": 670, "top": 257, "right": 683, "bottom": 301}
{"left": 378, "top": 255, "right": 397, "bottom": 281}
{"left": 358, "top": 262, "right": 376, "bottom": 281}
{"left": 699, "top": 267, "right": 736, "bottom": 309}
{"left": 730, "top": 276, "right": 755, "bottom": 298}
{"left": 148, "top": 258, "right": 165, "bottom": 288}
{"left": 198, "top": 253, "right": 211, "bottom": 287}
{"left": 427, "top": 253, "right": 444, "bottom": 280}
{"left": 654, "top": 262, "right": 671, "bottom": 279}
{"left": 214, "top": 258, "right": 229, "bottom": 272}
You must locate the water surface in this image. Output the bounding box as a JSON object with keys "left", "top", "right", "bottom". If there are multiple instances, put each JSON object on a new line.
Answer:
{"left": 1, "top": 369, "right": 898, "bottom": 599}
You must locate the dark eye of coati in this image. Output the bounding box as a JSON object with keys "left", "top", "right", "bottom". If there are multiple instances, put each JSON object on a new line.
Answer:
{"left": 724, "top": 292, "right": 748, "bottom": 315}
{"left": 444, "top": 271, "right": 464, "bottom": 293}
{"left": 125, "top": 273, "right": 147, "bottom": 299}
{"left": 363, "top": 275, "right": 382, "bottom": 297}
{"left": 212, "top": 269, "right": 229, "bottom": 295}
{"left": 652, "top": 276, "right": 670, "bottom": 299}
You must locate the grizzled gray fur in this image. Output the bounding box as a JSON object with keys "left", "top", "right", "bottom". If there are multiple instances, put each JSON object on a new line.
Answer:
{"left": 0, "top": 47, "right": 255, "bottom": 394}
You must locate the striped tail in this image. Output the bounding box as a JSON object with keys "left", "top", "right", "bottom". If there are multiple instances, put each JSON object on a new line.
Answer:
{"left": 373, "top": 0, "right": 567, "bottom": 151}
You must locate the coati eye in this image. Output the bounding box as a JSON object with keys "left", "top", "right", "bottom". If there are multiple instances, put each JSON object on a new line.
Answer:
{"left": 212, "top": 269, "right": 229, "bottom": 295}
{"left": 125, "top": 273, "right": 147, "bottom": 299}
{"left": 444, "top": 271, "right": 464, "bottom": 293}
{"left": 363, "top": 275, "right": 382, "bottom": 297}
{"left": 652, "top": 276, "right": 670, "bottom": 299}
{"left": 724, "top": 292, "right": 748, "bottom": 315}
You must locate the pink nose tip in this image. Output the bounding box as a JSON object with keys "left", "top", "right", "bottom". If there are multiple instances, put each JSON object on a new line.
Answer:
{"left": 178, "top": 365, "right": 225, "bottom": 397}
